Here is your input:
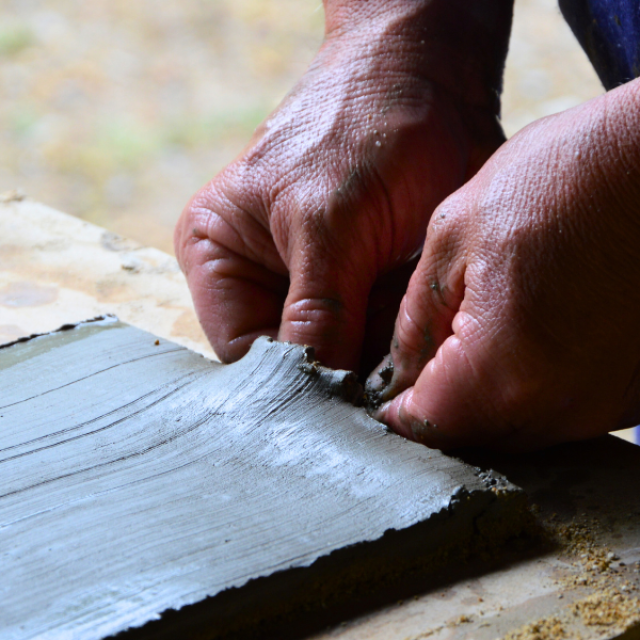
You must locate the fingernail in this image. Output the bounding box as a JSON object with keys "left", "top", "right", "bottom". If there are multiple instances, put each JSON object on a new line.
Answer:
{"left": 372, "top": 391, "right": 443, "bottom": 448}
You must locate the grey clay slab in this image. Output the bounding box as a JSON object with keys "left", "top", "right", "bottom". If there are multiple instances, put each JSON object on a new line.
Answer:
{"left": 0, "top": 318, "right": 525, "bottom": 640}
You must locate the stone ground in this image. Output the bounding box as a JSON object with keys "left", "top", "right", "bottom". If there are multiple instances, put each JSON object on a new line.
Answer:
{"left": 0, "top": 0, "right": 604, "bottom": 254}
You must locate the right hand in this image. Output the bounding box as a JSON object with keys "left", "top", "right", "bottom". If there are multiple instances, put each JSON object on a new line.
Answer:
{"left": 369, "top": 79, "right": 640, "bottom": 451}
{"left": 175, "top": 6, "right": 509, "bottom": 372}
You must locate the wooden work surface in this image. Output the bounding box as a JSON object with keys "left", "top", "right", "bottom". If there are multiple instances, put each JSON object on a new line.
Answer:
{"left": 2, "top": 196, "right": 640, "bottom": 640}
{"left": 0, "top": 193, "right": 213, "bottom": 359}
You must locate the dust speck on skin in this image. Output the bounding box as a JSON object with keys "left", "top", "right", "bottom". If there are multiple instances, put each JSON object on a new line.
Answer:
{"left": 383, "top": 82, "right": 406, "bottom": 109}
{"left": 335, "top": 166, "right": 364, "bottom": 200}
{"left": 364, "top": 354, "right": 394, "bottom": 411}
{"left": 413, "top": 327, "right": 435, "bottom": 366}
{"left": 424, "top": 327, "right": 434, "bottom": 348}
{"left": 319, "top": 297, "right": 343, "bottom": 315}
{"left": 428, "top": 281, "right": 449, "bottom": 308}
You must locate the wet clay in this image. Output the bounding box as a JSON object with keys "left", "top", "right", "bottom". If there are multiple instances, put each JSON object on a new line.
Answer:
{"left": 0, "top": 319, "right": 528, "bottom": 640}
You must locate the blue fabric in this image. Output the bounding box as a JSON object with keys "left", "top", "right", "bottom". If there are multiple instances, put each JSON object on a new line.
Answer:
{"left": 559, "top": 0, "right": 640, "bottom": 88}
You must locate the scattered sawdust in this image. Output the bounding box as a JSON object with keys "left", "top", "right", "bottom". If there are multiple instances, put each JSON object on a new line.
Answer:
{"left": 493, "top": 514, "right": 640, "bottom": 640}
{"left": 502, "top": 615, "right": 572, "bottom": 640}
{"left": 572, "top": 589, "right": 640, "bottom": 629}
{"left": 404, "top": 510, "right": 640, "bottom": 640}
{"left": 502, "top": 584, "right": 640, "bottom": 639}
{"left": 548, "top": 519, "right": 638, "bottom": 595}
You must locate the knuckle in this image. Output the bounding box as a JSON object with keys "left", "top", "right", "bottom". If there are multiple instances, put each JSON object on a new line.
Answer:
{"left": 284, "top": 296, "right": 345, "bottom": 326}
{"left": 282, "top": 294, "right": 364, "bottom": 348}
{"left": 180, "top": 171, "right": 283, "bottom": 273}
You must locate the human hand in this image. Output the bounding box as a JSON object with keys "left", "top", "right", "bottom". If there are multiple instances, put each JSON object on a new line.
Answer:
{"left": 368, "top": 79, "right": 640, "bottom": 451}
{"left": 174, "top": 0, "right": 511, "bottom": 372}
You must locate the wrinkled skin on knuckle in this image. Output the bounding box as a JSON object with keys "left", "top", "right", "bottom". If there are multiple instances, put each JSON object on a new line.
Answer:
{"left": 446, "top": 310, "right": 515, "bottom": 428}
{"left": 178, "top": 21, "right": 510, "bottom": 370}
{"left": 175, "top": 188, "right": 212, "bottom": 274}
{"left": 185, "top": 163, "right": 286, "bottom": 266}
{"left": 282, "top": 296, "right": 352, "bottom": 346}
{"left": 396, "top": 330, "right": 500, "bottom": 450}
{"left": 462, "top": 245, "right": 623, "bottom": 450}
{"left": 260, "top": 33, "right": 501, "bottom": 268}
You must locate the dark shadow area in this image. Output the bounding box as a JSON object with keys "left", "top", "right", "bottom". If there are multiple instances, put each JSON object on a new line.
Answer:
{"left": 458, "top": 435, "right": 640, "bottom": 524}
{"left": 234, "top": 534, "right": 547, "bottom": 640}
{"left": 113, "top": 522, "right": 545, "bottom": 640}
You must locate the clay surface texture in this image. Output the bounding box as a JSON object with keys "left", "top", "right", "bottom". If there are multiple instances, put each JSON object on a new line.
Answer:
{"left": 0, "top": 319, "right": 524, "bottom": 639}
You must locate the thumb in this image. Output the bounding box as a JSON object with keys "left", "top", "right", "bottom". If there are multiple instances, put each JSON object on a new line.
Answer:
{"left": 278, "top": 241, "right": 374, "bottom": 371}
{"left": 374, "top": 315, "right": 491, "bottom": 450}
{"left": 365, "top": 206, "right": 466, "bottom": 405}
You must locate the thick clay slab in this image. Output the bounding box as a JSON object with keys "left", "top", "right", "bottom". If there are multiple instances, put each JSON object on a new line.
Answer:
{"left": 0, "top": 318, "right": 526, "bottom": 640}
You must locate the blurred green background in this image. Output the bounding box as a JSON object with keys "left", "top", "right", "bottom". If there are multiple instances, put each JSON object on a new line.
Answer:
{"left": 1, "top": 0, "right": 602, "bottom": 254}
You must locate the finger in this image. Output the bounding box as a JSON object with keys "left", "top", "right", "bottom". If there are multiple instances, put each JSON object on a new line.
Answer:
{"left": 176, "top": 186, "right": 288, "bottom": 363}
{"left": 376, "top": 313, "right": 487, "bottom": 449}
{"left": 359, "top": 257, "right": 420, "bottom": 377}
{"left": 186, "top": 241, "right": 288, "bottom": 362}
{"left": 278, "top": 237, "right": 374, "bottom": 371}
{"left": 375, "top": 300, "right": 565, "bottom": 452}
{"left": 366, "top": 202, "right": 466, "bottom": 403}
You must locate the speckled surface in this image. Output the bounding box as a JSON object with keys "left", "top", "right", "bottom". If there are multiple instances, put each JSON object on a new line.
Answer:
{"left": 0, "top": 318, "right": 526, "bottom": 640}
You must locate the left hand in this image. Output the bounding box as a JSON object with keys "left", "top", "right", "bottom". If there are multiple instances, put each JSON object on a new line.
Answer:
{"left": 367, "top": 79, "right": 640, "bottom": 451}
{"left": 174, "top": 3, "right": 509, "bottom": 373}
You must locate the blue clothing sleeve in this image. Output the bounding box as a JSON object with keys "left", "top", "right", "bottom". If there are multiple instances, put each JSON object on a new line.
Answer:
{"left": 559, "top": 0, "right": 640, "bottom": 88}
